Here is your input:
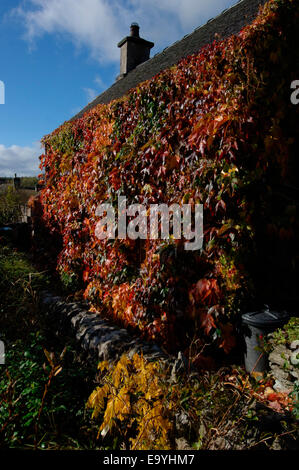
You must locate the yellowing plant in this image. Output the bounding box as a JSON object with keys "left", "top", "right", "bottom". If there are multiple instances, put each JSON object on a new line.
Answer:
{"left": 86, "top": 353, "right": 176, "bottom": 450}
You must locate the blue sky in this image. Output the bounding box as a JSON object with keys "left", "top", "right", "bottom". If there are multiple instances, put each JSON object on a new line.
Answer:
{"left": 0, "top": 0, "right": 236, "bottom": 176}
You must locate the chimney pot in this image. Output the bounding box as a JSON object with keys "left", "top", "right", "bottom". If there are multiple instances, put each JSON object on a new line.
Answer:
{"left": 130, "top": 22, "right": 140, "bottom": 37}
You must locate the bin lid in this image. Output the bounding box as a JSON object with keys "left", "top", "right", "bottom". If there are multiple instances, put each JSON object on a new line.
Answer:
{"left": 242, "top": 306, "right": 289, "bottom": 328}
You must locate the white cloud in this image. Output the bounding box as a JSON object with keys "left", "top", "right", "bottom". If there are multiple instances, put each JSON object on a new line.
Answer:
{"left": 94, "top": 75, "right": 106, "bottom": 89}
{"left": 83, "top": 87, "right": 98, "bottom": 103}
{"left": 83, "top": 75, "right": 106, "bottom": 103}
{"left": 0, "top": 142, "right": 42, "bottom": 177}
{"left": 13, "top": 0, "right": 234, "bottom": 63}
{"left": 125, "top": 0, "right": 232, "bottom": 43}
{"left": 13, "top": 0, "right": 123, "bottom": 62}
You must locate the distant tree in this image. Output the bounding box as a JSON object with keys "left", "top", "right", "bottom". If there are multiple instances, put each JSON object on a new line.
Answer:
{"left": 20, "top": 177, "right": 38, "bottom": 190}
{"left": 0, "top": 186, "right": 21, "bottom": 224}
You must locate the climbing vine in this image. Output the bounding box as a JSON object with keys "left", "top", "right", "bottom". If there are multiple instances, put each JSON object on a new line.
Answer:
{"left": 36, "top": 0, "right": 299, "bottom": 353}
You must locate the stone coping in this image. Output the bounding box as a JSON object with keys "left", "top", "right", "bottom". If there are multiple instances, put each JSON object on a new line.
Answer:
{"left": 39, "top": 291, "right": 172, "bottom": 365}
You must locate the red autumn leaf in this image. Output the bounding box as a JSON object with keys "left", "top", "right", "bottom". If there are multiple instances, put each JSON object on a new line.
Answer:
{"left": 215, "top": 199, "right": 226, "bottom": 214}
{"left": 109, "top": 168, "right": 121, "bottom": 190}
{"left": 166, "top": 154, "right": 180, "bottom": 171}
{"left": 192, "top": 279, "right": 221, "bottom": 306}
{"left": 267, "top": 393, "right": 280, "bottom": 402}
{"left": 200, "top": 310, "right": 217, "bottom": 335}
{"left": 219, "top": 323, "right": 236, "bottom": 354}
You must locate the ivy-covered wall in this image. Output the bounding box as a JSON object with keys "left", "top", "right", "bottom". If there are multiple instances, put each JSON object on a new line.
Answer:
{"left": 36, "top": 0, "right": 299, "bottom": 353}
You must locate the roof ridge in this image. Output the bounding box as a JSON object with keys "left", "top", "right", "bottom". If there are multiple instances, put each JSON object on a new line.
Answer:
{"left": 71, "top": 0, "right": 266, "bottom": 122}
{"left": 152, "top": 0, "right": 244, "bottom": 58}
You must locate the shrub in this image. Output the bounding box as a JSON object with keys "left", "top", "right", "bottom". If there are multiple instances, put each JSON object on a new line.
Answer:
{"left": 87, "top": 354, "right": 177, "bottom": 450}
{"left": 0, "top": 186, "right": 21, "bottom": 224}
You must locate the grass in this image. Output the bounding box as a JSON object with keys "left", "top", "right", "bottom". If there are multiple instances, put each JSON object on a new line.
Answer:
{"left": 0, "top": 244, "right": 50, "bottom": 340}
{"left": 0, "top": 333, "right": 101, "bottom": 449}
{"left": 0, "top": 242, "right": 102, "bottom": 449}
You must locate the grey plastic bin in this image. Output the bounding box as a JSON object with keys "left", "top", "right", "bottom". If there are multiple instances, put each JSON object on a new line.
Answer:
{"left": 242, "top": 307, "right": 289, "bottom": 373}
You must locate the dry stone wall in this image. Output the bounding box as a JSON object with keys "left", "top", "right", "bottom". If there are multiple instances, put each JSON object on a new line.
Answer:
{"left": 39, "top": 291, "right": 172, "bottom": 365}
{"left": 268, "top": 340, "right": 299, "bottom": 393}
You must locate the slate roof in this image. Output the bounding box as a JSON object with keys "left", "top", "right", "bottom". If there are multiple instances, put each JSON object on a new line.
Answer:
{"left": 72, "top": 0, "right": 266, "bottom": 121}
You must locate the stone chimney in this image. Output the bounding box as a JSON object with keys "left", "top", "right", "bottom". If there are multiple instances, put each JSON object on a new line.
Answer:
{"left": 117, "top": 23, "right": 154, "bottom": 81}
